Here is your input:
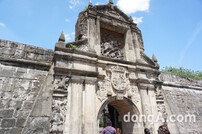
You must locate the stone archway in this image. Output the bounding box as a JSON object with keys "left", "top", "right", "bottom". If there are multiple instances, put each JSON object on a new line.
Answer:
{"left": 97, "top": 97, "right": 143, "bottom": 134}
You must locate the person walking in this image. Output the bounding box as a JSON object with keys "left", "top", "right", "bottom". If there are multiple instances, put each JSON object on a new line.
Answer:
{"left": 144, "top": 128, "right": 151, "bottom": 134}
{"left": 158, "top": 125, "right": 170, "bottom": 134}
{"left": 116, "top": 128, "right": 121, "bottom": 134}
{"left": 101, "top": 121, "right": 116, "bottom": 134}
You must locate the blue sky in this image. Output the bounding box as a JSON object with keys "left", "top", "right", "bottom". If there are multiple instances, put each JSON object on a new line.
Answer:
{"left": 0, "top": 0, "right": 201, "bottom": 71}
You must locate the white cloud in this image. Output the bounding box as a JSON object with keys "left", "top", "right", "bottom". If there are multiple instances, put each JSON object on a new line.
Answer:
{"left": 71, "top": 32, "right": 75, "bottom": 35}
{"left": 132, "top": 17, "right": 143, "bottom": 24}
{"left": 95, "top": 2, "right": 104, "bottom": 5}
{"left": 68, "top": 0, "right": 80, "bottom": 9}
{"left": 65, "top": 33, "right": 71, "bottom": 41}
{"left": 117, "top": 0, "right": 150, "bottom": 14}
{"left": 0, "top": 22, "right": 5, "bottom": 27}
{"left": 65, "top": 19, "right": 70, "bottom": 22}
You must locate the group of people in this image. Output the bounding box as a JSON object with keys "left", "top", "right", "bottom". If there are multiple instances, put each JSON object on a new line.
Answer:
{"left": 144, "top": 125, "right": 170, "bottom": 134}
{"left": 101, "top": 123, "right": 170, "bottom": 134}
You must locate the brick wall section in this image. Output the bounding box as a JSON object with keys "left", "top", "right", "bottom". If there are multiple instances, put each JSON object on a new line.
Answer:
{"left": 0, "top": 39, "right": 53, "bottom": 134}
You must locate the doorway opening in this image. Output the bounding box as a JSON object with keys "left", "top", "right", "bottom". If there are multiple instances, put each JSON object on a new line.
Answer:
{"left": 98, "top": 98, "right": 140, "bottom": 134}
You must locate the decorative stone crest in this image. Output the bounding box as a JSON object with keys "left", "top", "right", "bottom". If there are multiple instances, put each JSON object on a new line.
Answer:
{"left": 97, "top": 66, "right": 130, "bottom": 100}
{"left": 111, "top": 66, "right": 129, "bottom": 91}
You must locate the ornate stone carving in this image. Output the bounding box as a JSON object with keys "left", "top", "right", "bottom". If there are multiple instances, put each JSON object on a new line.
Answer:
{"left": 129, "top": 86, "right": 141, "bottom": 105}
{"left": 111, "top": 67, "right": 128, "bottom": 91}
{"left": 54, "top": 77, "right": 70, "bottom": 91}
{"left": 50, "top": 76, "right": 70, "bottom": 133}
{"left": 97, "top": 66, "right": 130, "bottom": 100}
{"left": 97, "top": 66, "right": 142, "bottom": 109}
{"left": 97, "top": 8, "right": 126, "bottom": 22}
{"left": 100, "top": 28, "right": 124, "bottom": 59}
{"left": 97, "top": 79, "right": 112, "bottom": 102}
{"left": 155, "top": 86, "right": 168, "bottom": 119}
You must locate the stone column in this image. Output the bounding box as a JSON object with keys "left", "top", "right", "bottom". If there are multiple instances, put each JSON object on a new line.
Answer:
{"left": 148, "top": 87, "right": 160, "bottom": 134}
{"left": 139, "top": 83, "right": 156, "bottom": 134}
{"left": 133, "top": 32, "right": 141, "bottom": 61}
{"left": 125, "top": 29, "right": 136, "bottom": 62}
{"left": 95, "top": 16, "right": 101, "bottom": 55}
{"left": 87, "top": 17, "right": 97, "bottom": 52}
{"left": 83, "top": 78, "right": 97, "bottom": 134}
{"left": 68, "top": 78, "right": 84, "bottom": 134}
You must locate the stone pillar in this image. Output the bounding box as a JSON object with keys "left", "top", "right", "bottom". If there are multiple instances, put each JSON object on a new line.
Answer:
{"left": 125, "top": 29, "right": 136, "bottom": 62}
{"left": 87, "top": 17, "right": 97, "bottom": 52}
{"left": 148, "top": 87, "right": 160, "bottom": 134}
{"left": 68, "top": 78, "right": 83, "bottom": 134}
{"left": 139, "top": 84, "right": 156, "bottom": 134}
{"left": 83, "top": 78, "right": 97, "bottom": 134}
{"left": 133, "top": 32, "right": 141, "bottom": 61}
{"left": 95, "top": 16, "right": 101, "bottom": 55}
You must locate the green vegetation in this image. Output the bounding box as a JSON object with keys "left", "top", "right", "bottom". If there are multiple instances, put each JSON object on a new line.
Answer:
{"left": 162, "top": 67, "right": 202, "bottom": 80}
{"left": 83, "top": 6, "right": 88, "bottom": 11}
{"left": 67, "top": 44, "right": 77, "bottom": 49}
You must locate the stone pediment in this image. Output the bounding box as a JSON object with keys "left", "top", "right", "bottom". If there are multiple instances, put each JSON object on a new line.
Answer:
{"left": 140, "top": 53, "right": 156, "bottom": 66}
{"left": 94, "top": 5, "right": 132, "bottom": 23}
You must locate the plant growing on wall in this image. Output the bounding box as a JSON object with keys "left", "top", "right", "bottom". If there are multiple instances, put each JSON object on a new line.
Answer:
{"left": 162, "top": 67, "right": 202, "bottom": 80}
{"left": 67, "top": 44, "right": 77, "bottom": 49}
{"left": 83, "top": 6, "right": 88, "bottom": 11}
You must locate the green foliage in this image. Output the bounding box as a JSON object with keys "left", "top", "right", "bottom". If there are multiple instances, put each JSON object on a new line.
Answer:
{"left": 99, "top": 120, "right": 105, "bottom": 127}
{"left": 83, "top": 6, "right": 88, "bottom": 11}
{"left": 162, "top": 67, "right": 202, "bottom": 80}
{"left": 67, "top": 44, "right": 77, "bottom": 49}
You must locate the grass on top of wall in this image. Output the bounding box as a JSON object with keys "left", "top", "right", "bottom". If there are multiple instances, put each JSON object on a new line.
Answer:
{"left": 162, "top": 67, "right": 202, "bottom": 80}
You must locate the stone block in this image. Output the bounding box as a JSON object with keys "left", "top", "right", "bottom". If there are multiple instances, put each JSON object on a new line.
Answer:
{"left": 9, "top": 100, "right": 22, "bottom": 110}
{"left": 0, "top": 109, "right": 14, "bottom": 118}
{"left": 16, "top": 118, "right": 26, "bottom": 127}
{"left": 23, "top": 101, "right": 33, "bottom": 110}
{"left": 10, "top": 127, "right": 22, "bottom": 134}
{"left": 1, "top": 119, "right": 16, "bottom": 128}
{"left": 0, "top": 129, "right": 9, "bottom": 134}
{"left": 0, "top": 101, "right": 4, "bottom": 109}
{"left": 0, "top": 69, "right": 14, "bottom": 77}
{"left": 22, "top": 117, "right": 49, "bottom": 134}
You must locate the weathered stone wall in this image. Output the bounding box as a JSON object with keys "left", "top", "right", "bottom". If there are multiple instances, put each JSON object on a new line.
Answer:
{"left": 0, "top": 39, "right": 53, "bottom": 134}
{"left": 160, "top": 72, "right": 202, "bottom": 134}
{"left": 0, "top": 38, "right": 202, "bottom": 134}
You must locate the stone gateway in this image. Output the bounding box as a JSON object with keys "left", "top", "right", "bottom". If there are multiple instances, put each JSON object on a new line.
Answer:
{"left": 0, "top": 0, "right": 201, "bottom": 134}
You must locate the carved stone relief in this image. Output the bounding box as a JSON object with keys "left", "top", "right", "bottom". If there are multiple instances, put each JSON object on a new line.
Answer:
{"left": 97, "top": 66, "right": 141, "bottom": 106}
{"left": 97, "top": 8, "right": 126, "bottom": 22}
{"left": 155, "top": 86, "right": 168, "bottom": 119}
{"left": 100, "top": 28, "right": 124, "bottom": 59}
{"left": 50, "top": 76, "right": 70, "bottom": 133}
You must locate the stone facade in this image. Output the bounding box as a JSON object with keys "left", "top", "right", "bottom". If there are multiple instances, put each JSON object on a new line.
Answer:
{"left": 0, "top": 1, "right": 201, "bottom": 134}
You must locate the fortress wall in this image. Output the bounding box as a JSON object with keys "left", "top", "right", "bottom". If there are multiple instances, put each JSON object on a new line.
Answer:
{"left": 160, "top": 72, "right": 202, "bottom": 134}
{"left": 0, "top": 39, "right": 53, "bottom": 134}
{"left": 0, "top": 39, "right": 202, "bottom": 134}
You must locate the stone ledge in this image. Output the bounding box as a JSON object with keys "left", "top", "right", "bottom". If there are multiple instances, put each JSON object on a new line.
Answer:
{"left": 0, "top": 39, "right": 53, "bottom": 65}
{"left": 55, "top": 44, "right": 159, "bottom": 70}
{"left": 160, "top": 72, "right": 202, "bottom": 88}
{"left": 162, "top": 82, "right": 202, "bottom": 91}
{"left": 0, "top": 57, "right": 51, "bottom": 69}
{"left": 54, "top": 67, "right": 98, "bottom": 77}
{"left": 54, "top": 51, "right": 97, "bottom": 64}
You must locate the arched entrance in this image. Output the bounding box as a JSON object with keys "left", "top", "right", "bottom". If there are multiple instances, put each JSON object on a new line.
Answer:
{"left": 97, "top": 97, "right": 143, "bottom": 134}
